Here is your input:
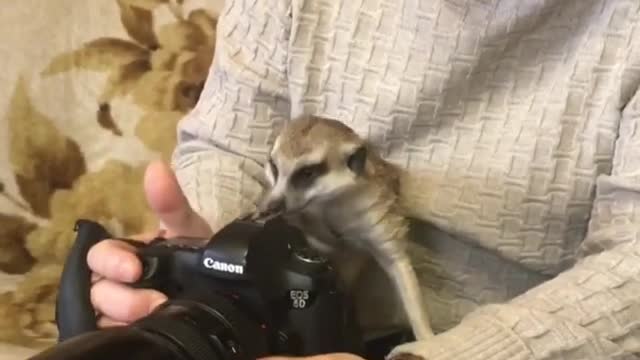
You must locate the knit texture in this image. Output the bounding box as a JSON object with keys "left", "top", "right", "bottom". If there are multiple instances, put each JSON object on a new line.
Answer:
{"left": 172, "top": 0, "right": 640, "bottom": 358}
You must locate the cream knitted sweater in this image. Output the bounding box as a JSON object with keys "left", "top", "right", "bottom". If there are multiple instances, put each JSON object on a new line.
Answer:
{"left": 172, "top": 0, "right": 640, "bottom": 358}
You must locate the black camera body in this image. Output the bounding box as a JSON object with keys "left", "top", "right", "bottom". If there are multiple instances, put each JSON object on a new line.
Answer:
{"left": 36, "top": 216, "right": 366, "bottom": 360}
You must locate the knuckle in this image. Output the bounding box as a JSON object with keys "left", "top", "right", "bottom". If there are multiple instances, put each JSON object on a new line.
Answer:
{"left": 88, "top": 241, "right": 120, "bottom": 271}
{"left": 109, "top": 252, "right": 130, "bottom": 277}
{"left": 86, "top": 242, "right": 107, "bottom": 272}
{"left": 92, "top": 281, "right": 143, "bottom": 322}
{"left": 102, "top": 285, "right": 135, "bottom": 319}
{"left": 89, "top": 240, "right": 139, "bottom": 281}
{"left": 90, "top": 280, "right": 108, "bottom": 310}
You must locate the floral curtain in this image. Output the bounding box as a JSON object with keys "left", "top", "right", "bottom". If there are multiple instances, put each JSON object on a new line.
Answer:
{"left": 0, "top": 0, "right": 222, "bottom": 355}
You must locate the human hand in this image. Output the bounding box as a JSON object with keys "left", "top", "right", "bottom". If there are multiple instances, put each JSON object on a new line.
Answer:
{"left": 87, "top": 160, "right": 213, "bottom": 327}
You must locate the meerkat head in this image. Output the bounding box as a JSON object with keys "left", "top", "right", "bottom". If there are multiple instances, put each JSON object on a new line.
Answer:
{"left": 258, "top": 115, "right": 372, "bottom": 216}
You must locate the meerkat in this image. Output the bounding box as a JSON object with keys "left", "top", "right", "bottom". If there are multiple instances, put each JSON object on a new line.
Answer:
{"left": 251, "top": 114, "right": 435, "bottom": 341}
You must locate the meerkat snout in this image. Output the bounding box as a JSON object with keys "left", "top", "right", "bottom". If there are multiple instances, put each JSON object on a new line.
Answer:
{"left": 258, "top": 157, "right": 331, "bottom": 215}
{"left": 257, "top": 119, "right": 371, "bottom": 217}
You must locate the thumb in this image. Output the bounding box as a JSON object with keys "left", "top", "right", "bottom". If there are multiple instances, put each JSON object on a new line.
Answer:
{"left": 144, "top": 160, "right": 212, "bottom": 238}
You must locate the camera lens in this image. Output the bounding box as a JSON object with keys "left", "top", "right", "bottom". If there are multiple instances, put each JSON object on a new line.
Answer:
{"left": 30, "top": 295, "right": 269, "bottom": 360}
{"left": 133, "top": 296, "right": 269, "bottom": 360}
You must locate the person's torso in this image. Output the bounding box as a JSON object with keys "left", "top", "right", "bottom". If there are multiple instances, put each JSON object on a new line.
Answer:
{"left": 285, "top": 0, "right": 640, "bottom": 333}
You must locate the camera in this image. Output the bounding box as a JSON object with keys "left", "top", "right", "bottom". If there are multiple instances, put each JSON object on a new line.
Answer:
{"left": 29, "top": 215, "right": 367, "bottom": 360}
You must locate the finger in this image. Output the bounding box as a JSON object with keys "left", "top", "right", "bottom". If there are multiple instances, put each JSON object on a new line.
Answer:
{"left": 97, "top": 316, "right": 128, "bottom": 328}
{"left": 87, "top": 239, "right": 142, "bottom": 283}
{"left": 144, "top": 160, "right": 212, "bottom": 238}
{"left": 91, "top": 279, "right": 167, "bottom": 324}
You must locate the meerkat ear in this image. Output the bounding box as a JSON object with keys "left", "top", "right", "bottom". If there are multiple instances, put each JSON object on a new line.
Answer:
{"left": 347, "top": 145, "right": 367, "bottom": 175}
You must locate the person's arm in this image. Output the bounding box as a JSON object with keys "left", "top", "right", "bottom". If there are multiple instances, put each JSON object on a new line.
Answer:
{"left": 171, "top": 0, "right": 292, "bottom": 233}
{"left": 388, "top": 87, "right": 640, "bottom": 359}
{"left": 87, "top": 0, "right": 294, "bottom": 328}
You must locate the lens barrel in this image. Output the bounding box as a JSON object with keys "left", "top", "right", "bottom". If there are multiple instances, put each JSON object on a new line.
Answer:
{"left": 29, "top": 326, "right": 190, "bottom": 360}
{"left": 30, "top": 296, "right": 268, "bottom": 360}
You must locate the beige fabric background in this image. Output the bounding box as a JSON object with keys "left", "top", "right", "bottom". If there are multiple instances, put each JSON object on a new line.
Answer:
{"left": 0, "top": 0, "right": 224, "bottom": 357}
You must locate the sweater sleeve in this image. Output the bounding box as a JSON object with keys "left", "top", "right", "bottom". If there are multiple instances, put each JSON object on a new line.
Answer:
{"left": 170, "top": 0, "right": 292, "bottom": 233}
{"left": 388, "top": 83, "right": 640, "bottom": 358}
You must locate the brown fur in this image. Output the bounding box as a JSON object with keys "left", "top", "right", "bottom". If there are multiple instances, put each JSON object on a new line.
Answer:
{"left": 275, "top": 115, "right": 363, "bottom": 159}
{"left": 277, "top": 114, "right": 402, "bottom": 194}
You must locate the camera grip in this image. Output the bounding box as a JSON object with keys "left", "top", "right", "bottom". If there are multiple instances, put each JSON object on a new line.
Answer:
{"left": 56, "top": 219, "right": 113, "bottom": 342}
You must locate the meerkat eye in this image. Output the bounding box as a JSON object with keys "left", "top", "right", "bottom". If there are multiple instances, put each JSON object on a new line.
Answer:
{"left": 291, "top": 162, "right": 328, "bottom": 188}
{"left": 347, "top": 145, "right": 367, "bottom": 175}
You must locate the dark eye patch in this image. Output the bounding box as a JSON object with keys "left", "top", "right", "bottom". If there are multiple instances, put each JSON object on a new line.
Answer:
{"left": 347, "top": 145, "right": 367, "bottom": 175}
{"left": 290, "top": 162, "right": 328, "bottom": 188}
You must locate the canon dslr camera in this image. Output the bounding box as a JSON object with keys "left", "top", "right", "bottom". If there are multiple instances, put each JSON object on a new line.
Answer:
{"left": 30, "top": 215, "right": 365, "bottom": 360}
